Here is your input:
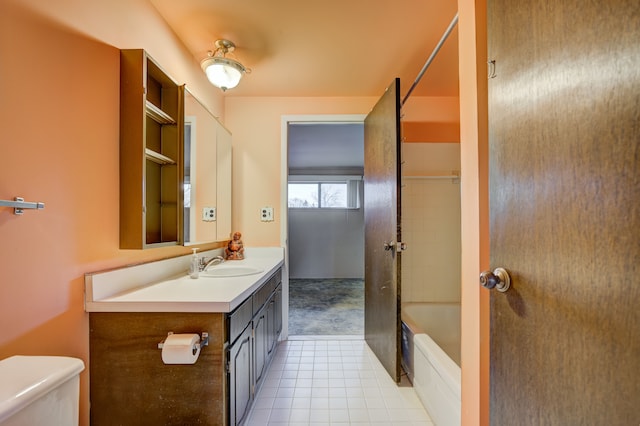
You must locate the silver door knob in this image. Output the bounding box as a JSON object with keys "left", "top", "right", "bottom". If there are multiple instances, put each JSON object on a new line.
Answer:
{"left": 479, "top": 267, "right": 511, "bottom": 292}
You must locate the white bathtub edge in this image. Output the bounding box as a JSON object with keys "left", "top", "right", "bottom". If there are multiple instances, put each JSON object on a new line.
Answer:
{"left": 414, "top": 334, "right": 461, "bottom": 396}
{"left": 413, "top": 333, "right": 461, "bottom": 425}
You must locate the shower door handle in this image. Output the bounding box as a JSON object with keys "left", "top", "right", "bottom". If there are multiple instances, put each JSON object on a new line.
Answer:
{"left": 383, "top": 241, "right": 407, "bottom": 252}
{"left": 480, "top": 267, "right": 511, "bottom": 292}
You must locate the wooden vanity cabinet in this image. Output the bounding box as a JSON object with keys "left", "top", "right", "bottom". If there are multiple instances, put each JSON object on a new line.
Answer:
{"left": 89, "top": 312, "right": 228, "bottom": 425}
{"left": 120, "top": 49, "right": 182, "bottom": 249}
{"left": 89, "top": 267, "right": 283, "bottom": 426}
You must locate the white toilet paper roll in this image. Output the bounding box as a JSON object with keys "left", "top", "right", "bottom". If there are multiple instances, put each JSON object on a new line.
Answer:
{"left": 161, "top": 333, "right": 201, "bottom": 364}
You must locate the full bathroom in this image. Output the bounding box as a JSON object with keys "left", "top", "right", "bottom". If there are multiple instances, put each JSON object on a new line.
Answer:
{"left": 0, "top": 0, "right": 484, "bottom": 425}
{"left": 4, "top": 0, "right": 637, "bottom": 424}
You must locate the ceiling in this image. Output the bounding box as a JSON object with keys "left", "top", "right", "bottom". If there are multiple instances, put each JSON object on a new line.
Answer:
{"left": 149, "top": 0, "right": 459, "bottom": 98}
{"left": 287, "top": 123, "right": 364, "bottom": 171}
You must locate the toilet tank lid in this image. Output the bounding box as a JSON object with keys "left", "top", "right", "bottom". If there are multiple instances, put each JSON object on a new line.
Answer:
{"left": 0, "top": 355, "right": 85, "bottom": 423}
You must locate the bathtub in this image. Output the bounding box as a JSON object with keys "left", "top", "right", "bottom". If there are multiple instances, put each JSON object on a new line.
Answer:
{"left": 401, "top": 302, "right": 461, "bottom": 426}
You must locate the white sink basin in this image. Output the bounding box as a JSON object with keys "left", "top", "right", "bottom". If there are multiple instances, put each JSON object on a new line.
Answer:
{"left": 201, "top": 266, "right": 264, "bottom": 278}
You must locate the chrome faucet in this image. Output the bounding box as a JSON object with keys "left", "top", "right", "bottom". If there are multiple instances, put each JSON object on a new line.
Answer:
{"left": 200, "top": 255, "right": 224, "bottom": 271}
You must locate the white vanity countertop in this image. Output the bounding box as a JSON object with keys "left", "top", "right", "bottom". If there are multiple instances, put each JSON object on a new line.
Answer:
{"left": 85, "top": 247, "right": 284, "bottom": 313}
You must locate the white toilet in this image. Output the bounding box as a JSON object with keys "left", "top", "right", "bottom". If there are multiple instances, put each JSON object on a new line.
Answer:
{"left": 0, "top": 355, "right": 85, "bottom": 426}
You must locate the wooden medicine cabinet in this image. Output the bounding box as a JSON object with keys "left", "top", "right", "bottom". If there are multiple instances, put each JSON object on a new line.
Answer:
{"left": 120, "top": 49, "right": 181, "bottom": 249}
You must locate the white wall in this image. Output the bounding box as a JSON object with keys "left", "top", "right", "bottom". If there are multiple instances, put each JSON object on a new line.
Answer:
{"left": 288, "top": 183, "right": 364, "bottom": 278}
{"left": 401, "top": 143, "right": 461, "bottom": 303}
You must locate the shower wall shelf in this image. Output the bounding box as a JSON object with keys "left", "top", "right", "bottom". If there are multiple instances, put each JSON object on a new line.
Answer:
{"left": 0, "top": 197, "right": 45, "bottom": 215}
{"left": 404, "top": 175, "right": 460, "bottom": 179}
{"left": 403, "top": 173, "right": 461, "bottom": 184}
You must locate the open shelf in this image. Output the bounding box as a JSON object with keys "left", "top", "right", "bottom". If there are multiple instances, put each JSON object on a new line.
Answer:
{"left": 146, "top": 101, "right": 176, "bottom": 125}
{"left": 120, "top": 49, "right": 181, "bottom": 249}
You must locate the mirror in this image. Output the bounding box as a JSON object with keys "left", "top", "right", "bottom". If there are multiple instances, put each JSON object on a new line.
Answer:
{"left": 183, "top": 87, "right": 232, "bottom": 245}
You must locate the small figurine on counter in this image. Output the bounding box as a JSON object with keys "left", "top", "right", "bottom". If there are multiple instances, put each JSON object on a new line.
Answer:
{"left": 225, "top": 231, "right": 245, "bottom": 260}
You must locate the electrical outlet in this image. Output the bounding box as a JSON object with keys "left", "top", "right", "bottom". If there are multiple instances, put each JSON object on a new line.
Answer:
{"left": 202, "top": 207, "right": 216, "bottom": 221}
{"left": 260, "top": 207, "right": 274, "bottom": 222}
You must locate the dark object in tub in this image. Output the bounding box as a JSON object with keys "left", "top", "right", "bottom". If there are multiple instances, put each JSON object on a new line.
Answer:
{"left": 401, "top": 321, "right": 415, "bottom": 383}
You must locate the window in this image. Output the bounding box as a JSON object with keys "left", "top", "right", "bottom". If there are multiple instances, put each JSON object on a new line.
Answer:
{"left": 288, "top": 177, "right": 360, "bottom": 209}
{"left": 288, "top": 183, "right": 319, "bottom": 207}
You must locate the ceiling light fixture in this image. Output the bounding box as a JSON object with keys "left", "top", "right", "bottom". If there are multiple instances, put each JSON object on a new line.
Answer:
{"left": 201, "top": 39, "right": 250, "bottom": 91}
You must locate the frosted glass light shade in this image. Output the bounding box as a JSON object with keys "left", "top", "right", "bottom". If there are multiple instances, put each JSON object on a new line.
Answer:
{"left": 201, "top": 57, "right": 246, "bottom": 91}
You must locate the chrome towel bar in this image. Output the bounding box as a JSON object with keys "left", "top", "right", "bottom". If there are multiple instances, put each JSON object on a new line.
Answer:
{"left": 0, "top": 197, "right": 45, "bottom": 215}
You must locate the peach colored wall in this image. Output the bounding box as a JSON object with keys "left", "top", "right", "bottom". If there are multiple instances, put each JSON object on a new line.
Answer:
{"left": 402, "top": 96, "right": 460, "bottom": 122}
{"left": 13, "top": 0, "right": 223, "bottom": 119}
{"left": 0, "top": 2, "right": 223, "bottom": 425}
{"left": 458, "top": 0, "right": 490, "bottom": 425}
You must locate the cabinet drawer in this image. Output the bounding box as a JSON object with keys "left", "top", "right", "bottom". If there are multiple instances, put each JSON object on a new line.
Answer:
{"left": 252, "top": 269, "right": 282, "bottom": 316}
{"left": 228, "top": 296, "right": 252, "bottom": 345}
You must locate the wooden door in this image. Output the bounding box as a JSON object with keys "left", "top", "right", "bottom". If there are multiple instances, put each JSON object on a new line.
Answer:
{"left": 364, "top": 79, "right": 402, "bottom": 382}
{"left": 487, "top": 0, "right": 640, "bottom": 424}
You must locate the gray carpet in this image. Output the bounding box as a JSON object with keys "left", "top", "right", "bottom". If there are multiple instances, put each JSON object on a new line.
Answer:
{"left": 288, "top": 278, "right": 364, "bottom": 335}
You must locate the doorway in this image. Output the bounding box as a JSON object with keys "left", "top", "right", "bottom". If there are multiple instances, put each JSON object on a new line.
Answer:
{"left": 281, "top": 115, "right": 366, "bottom": 337}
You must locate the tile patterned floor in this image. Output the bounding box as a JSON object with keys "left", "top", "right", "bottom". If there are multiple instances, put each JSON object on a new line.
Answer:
{"left": 244, "top": 338, "right": 434, "bottom": 425}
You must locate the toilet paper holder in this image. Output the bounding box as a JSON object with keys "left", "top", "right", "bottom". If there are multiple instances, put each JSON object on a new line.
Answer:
{"left": 157, "top": 332, "right": 209, "bottom": 351}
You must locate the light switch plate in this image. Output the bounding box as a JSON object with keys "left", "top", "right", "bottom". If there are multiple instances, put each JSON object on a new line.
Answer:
{"left": 202, "top": 207, "right": 216, "bottom": 221}
{"left": 260, "top": 207, "right": 274, "bottom": 222}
